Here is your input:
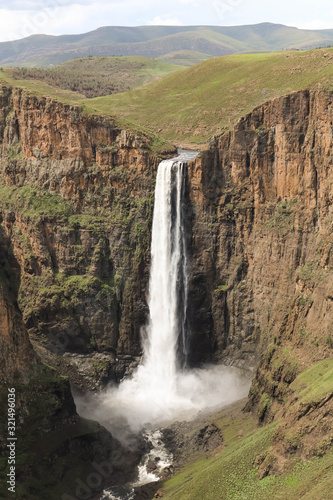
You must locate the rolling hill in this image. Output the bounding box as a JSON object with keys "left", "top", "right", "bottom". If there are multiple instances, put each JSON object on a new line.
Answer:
{"left": 11, "top": 56, "right": 185, "bottom": 98}
{"left": 78, "top": 48, "right": 333, "bottom": 146}
{"left": 3, "top": 47, "right": 333, "bottom": 148}
{"left": 1, "top": 23, "right": 333, "bottom": 68}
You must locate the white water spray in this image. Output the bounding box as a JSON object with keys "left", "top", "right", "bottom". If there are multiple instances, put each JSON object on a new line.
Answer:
{"left": 76, "top": 151, "right": 251, "bottom": 434}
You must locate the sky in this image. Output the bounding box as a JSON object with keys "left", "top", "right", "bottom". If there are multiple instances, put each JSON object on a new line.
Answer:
{"left": 0, "top": 0, "right": 333, "bottom": 43}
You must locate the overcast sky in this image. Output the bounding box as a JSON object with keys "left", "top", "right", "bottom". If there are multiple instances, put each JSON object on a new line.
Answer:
{"left": 0, "top": 0, "right": 333, "bottom": 43}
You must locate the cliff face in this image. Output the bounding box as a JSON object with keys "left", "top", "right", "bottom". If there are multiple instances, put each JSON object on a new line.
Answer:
{"left": 186, "top": 90, "right": 333, "bottom": 468}
{"left": 0, "top": 83, "right": 332, "bottom": 483}
{"left": 0, "top": 248, "right": 142, "bottom": 500}
{"left": 188, "top": 89, "right": 332, "bottom": 360}
{"left": 0, "top": 85, "right": 170, "bottom": 499}
{"left": 0, "top": 84, "right": 176, "bottom": 388}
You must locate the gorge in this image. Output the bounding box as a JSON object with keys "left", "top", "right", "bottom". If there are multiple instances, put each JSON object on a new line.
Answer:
{"left": 76, "top": 151, "right": 249, "bottom": 498}
{"left": 0, "top": 83, "right": 332, "bottom": 499}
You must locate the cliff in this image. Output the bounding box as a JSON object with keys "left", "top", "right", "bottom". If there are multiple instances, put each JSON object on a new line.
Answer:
{"left": 0, "top": 84, "right": 332, "bottom": 486}
{"left": 0, "top": 84, "right": 172, "bottom": 499}
{"left": 0, "top": 248, "right": 142, "bottom": 499}
{"left": 0, "top": 84, "right": 177, "bottom": 389}
{"left": 186, "top": 89, "right": 333, "bottom": 470}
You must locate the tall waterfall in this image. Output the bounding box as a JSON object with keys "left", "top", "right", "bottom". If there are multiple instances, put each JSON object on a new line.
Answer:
{"left": 76, "top": 151, "right": 250, "bottom": 433}
{"left": 142, "top": 158, "right": 188, "bottom": 387}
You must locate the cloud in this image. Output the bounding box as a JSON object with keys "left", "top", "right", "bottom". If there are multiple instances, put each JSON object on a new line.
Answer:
{"left": 146, "top": 15, "right": 182, "bottom": 25}
{"left": 295, "top": 19, "right": 333, "bottom": 30}
{"left": 4, "top": 0, "right": 97, "bottom": 9}
{"left": 0, "top": 2, "right": 147, "bottom": 42}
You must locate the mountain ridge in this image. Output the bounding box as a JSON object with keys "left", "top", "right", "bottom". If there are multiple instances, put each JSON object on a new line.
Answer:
{"left": 2, "top": 22, "right": 333, "bottom": 67}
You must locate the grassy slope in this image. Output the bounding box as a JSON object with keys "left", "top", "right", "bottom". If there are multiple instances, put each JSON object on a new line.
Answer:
{"left": 157, "top": 359, "right": 333, "bottom": 500}
{"left": 11, "top": 56, "right": 185, "bottom": 98}
{"left": 157, "top": 50, "right": 212, "bottom": 66}
{"left": 0, "top": 68, "right": 87, "bottom": 104}
{"left": 78, "top": 48, "right": 333, "bottom": 146}
{"left": 3, "top": 48, "right": 333, "bottom": 147}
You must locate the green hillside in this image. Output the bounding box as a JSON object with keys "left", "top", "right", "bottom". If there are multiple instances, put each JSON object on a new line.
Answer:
{"left": 158, "top": 359, "right": 333, "bottom": 500}
{"left": 2, "top": 23, "right": 333, "bottom": 68}
{"left": 157, "top": 50, "right": 212, "bottom": 66}
{"left": 11, "top": 56, "right": 185, "bottom": 98}
{"left": 3, "top": 48, "right": 333, "bottom": 147}
{"left": 78, "top": 48, "right": 333, "bottom": 146}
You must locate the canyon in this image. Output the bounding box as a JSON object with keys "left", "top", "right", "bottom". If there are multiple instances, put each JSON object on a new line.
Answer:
{"left": 0, "top": 84, "right": 332, "bottom": 499}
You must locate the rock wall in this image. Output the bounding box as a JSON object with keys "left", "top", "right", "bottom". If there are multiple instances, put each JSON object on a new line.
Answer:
{"left": 0, "top": 85, "right": 332, "bottom": 392}
{"left": 0, "top": 84, "right": 171, "bottom": 499}
{"left": 0, "top": 84, "right": 176, "bottom": 388}
{"left": 186, "top": 89, "right": 332, "bottom": 415}
{"left": 0, "top": 242, "right": 142, "bottom": 500}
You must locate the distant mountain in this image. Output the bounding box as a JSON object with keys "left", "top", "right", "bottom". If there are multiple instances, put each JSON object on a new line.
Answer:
{"left": 1, "top": 23, "right": 333, "bottom": 67}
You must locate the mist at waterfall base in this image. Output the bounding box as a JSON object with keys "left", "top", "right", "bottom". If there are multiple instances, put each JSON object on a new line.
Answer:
{"left": 76, "top": 152, "right": 251, "bottom": 435}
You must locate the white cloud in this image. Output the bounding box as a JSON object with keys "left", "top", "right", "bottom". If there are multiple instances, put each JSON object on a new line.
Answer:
{"left": 295, "top": 19, "right": 333, "bottom": 30}
{"left": 0, "top": 2, "right": 146, "bottom": 42}
{"left": 0, "top": 9, "right": 32, "bottom": 41}
{"left": 146, "top": 15, "right": 182, "bottom": 26}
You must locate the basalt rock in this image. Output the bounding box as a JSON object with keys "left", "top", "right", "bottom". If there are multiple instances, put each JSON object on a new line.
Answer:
{"left": 186, "top": 90, "right": 333, "bottom": 465}
{"left": 0, "top": 84, "right": 176, "bottom": 388}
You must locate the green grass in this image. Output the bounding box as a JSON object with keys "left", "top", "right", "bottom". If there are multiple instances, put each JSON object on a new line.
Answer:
{"left": 0, "top": 68, "right": 86, "bottom": 105}
{"left": 289, "top": 358, "right": 333, "bottom": 403}
{"left": 161, "top": 423, "right": 277, "bottom": 500}
{"left": 4, "top": 48, "right": 333, "bottom": 147}
{"left": 161, "top": 440, "right": 333, "bottom": 500}
{"left": 75, "top": 48, "right": 333, "bottom": 145}
{"left": 157, "top": 50, "right": 212, "bottom": 66}
{"left": 158, "top": 358, "right": 333, "bottom": 500}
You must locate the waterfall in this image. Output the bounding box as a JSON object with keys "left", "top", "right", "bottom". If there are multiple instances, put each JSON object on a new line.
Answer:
{"left": 142, "top": 158, "right": 188, "bottom": 388}
{"left": 76, "top": 150, "right": 250, "bottom": 433}
{"left": 77, "top": 150, "right": 252, "bottom": 500}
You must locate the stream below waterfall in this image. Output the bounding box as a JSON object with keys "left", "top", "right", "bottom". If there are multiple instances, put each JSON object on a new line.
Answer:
{"left": 75, "top": 150, "right": 252, "bottom": 500}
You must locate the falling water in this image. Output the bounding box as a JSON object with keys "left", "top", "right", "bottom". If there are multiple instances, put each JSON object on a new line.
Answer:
{"left": 77, "top": 150, "right": 252, "bottom": 499}
{"left": 141, "top": 158, "right": 189, "bottom": 393}
{"left": 76, "top": 150, "right": 251, "bottom": 430}
{"left": 76, "top": 150, "right": 250, "bottom": 436}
